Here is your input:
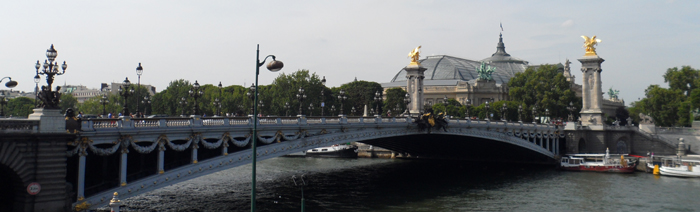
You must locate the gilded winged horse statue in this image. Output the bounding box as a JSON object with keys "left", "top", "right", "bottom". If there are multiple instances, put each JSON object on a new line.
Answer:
{"left": 408, "top": 46, "right": 421, "bottom": 66}
{"left": 581, "top": 35, "right": 601, "bottom": 56}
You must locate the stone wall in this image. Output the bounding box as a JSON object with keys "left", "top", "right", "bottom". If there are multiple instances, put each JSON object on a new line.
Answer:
{"left": 565, "top": 128, "right": 675, "bottom": 155}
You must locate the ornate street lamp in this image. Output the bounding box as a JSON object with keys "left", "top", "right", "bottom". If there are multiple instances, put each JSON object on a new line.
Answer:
{"left": 464, "top": 99, "right": 471, "bottom": 120}
{"left": 218, "top": 82, "right": 223, "bottom": 116}
{"left": 370, "top": 108, "right": 375, "bottom": 116}
{"left": 189, "top": 81, "right": 204, "bottom": 116}
{"left": 213, "top": 98, "right": 221, "bottom": 117}
{"left": 394, "top": 103, "right": 401, "bottom": 117}
{"left": 0, "top": 77, "right": 18, "bottom": 89}
{"left": 33, "top": 75, "right": 40, "bottom": 105}
{"left": 142, "top": 95, "right": 151, "bottom": 116}
{"left": 179, "top": 97, "right": 187, "bottom": 117}
{"left": 567, "top": 102, "right": 575, "bottom": 121}
{"left": 518, "top": 105, "right": 523, "bottom": 123}
{"left": 443, "top": 95, "right": 449, "bottom": 115}
{"left": 545, "top": 109, "right": 550, "bottom": 124}
{"left": 34, "top": 44, "right": 67, "bottom": 109}
{"left": 338, "top": 89, "right": 347, "bottom": 116}
{"left": 320, "top": 90, "right": 325, "bottom": 117}
{"left": 118, "top": 77, "right": 134, "bottom": 116}
{"left": 501, "top": 103, "right": 507, "bottom": 122}
{"left": 374, "top": 91, "right": 382, "bottom": 116}
{"left": 247, "top": 84, "right": 255, "bottom": 115}
{"left": 532, "top": 104, "right": 538, "bottom": 124}
{"left": 403, "top": 93, "right": 411, "bottom": 116}
{"left": 100, "top": 94, "right": 109, "bottom": 117}
{"left": 297, "top": 87, "right": 306, "bottom": 116}
{"left": 251, "top": 45, "right": 283, "bottom": 211}
{"left": 330, "top": 105, "right": 336, "bottom": 116}
{"left": 351, "top": 106, "right": 356, "bottom": 116}
{"left": 485, "top": 101, "right": 491, "bottom": 121}
{"left": 135, "top": 63, "right": 143, "bottom": 117}
{"left": 258, "top": 100, "right": 264, "bottom": 116}
{"left": 308, "top": 103, "right": 314, "bottom": 116}
{"left": 284, "top": 102, "right": 291, "bottom": 117}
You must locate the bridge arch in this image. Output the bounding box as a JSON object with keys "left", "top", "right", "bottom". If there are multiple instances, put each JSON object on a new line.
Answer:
{"left": 0, "top": 142, "right": 31, "bottom": 212}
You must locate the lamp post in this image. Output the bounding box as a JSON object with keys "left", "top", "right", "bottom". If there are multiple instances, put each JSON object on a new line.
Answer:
{"left": 179, "top": 97, "right": 187, "bottom": 117}
{"left": 308, "top": 103, "right": 314, "bottom": 116}
{"left": 218, "top": 82, "right": 223, "bottom": 116}
{"left": 258, "top": 100, "right": 264, "bottom": 116}
{"left": 189, "top": 81, "right": 204, "bottom": 116}
{"left": 0, "top": 77, "right": 18, "bottom": 89}
{"left": 142, "top": 95, "right": 151, "bottom": 116}
{"left": 117, "top": 78, "right": 134, "bottom": 116}
{"left": 292, "top": 175, "right": 307, "bottom": 212}
{"left": 135, "top": 63, "right": 143, "bottom": 117}
{"left": 403, "top": 93, "right": 411, "bottom": 116}
{"left": 374, "top": 91, "right": 382, "bottom": 117}
{"left": 464, "top": 99, "right": 471, "bottom": 120}
{"left": 35, "top": 45, "right": 65, "bottom": 91}
{"left": 567, "top": 102, "right": 575, "bottom": 121}
{"left": 532, "top": 104, "right": 538, "bottom": 124}
{"left": 100, "top": 94, "right": 109, "bottom": 117}
{"left": 338, "top": 89, "right": 347, "bottom": 116}
{"left": 443, "top": 95, "right": 449, "bottom": 115}
{"left": 351, "top": 106, "right": 356, "bottom": 116}
{"left": 251, "top": 45, "right": 283, "bottom": 212}
{"left": 545, "top": 109, "right": 550, "bottom": 124}
{"left": 297, "top": 87, "right": 306, "bottom": 116}
{"left": 247, "top": 84, "right": 255, "bottom": 115}
{"left": 394, "top": 103, "right": 401, "bottom": 117}
{"left": 501, "top": 103, "right": 507, "bottom": 122}
{"left": 330, "top": 105, "right": 336, "bottom": 116}
{"left": 518, "top": 105, "right": 523, "bottom": 123}
{"left": 213, "top": 98, "right": 221, "bottom": 117}
{"left": 321, "top": 77, "right": 326, "bottom": 117}
{"left": 284, "top": 102, "right": 291, "bottom": 117}
{"left": 320, "top": 90, "right": 325, "bottom": 117}
{"left": 33, "top": 75, "right": 40, "bottom": 105}
{"left": 485, "top": 101, "right": 490, "bottom": 121}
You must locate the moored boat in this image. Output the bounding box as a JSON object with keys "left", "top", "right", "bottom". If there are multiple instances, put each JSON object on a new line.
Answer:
{"left": 305, "top": 144, "right": 358, "bottom": 158}
{"left": 560, "top": 148, "right": 637, "bottom": 173}
{"left": 648, "top": 158, "right": 700, "bottom": 178}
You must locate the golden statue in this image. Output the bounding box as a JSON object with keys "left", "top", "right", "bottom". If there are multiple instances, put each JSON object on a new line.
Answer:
{"left": 408, "top": 46, "right": 421, "bottom": 65}
{"left": 581, "top": 35, "right": 601, "bottom": 56}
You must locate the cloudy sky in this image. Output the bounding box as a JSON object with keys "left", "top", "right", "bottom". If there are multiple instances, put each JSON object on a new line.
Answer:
{"left": 2, "top": 0, "right": 698, "bottom": 105}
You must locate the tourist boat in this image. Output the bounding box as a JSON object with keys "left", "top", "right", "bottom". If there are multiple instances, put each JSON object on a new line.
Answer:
{"left": 305, "top": 144, "right": 359, "bottom": 158}
{"left": 559, "top": 148, "right": 637, "bottom": 173}
{"left": 647, "top": 158, "right": 700, "bottom": 177}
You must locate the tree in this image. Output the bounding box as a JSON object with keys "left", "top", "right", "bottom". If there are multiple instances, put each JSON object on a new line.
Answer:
{"left": 629, "top": 85, "right": 685, "bottom": 127}
{"left": 663, "top": 66, "right": 699, "bottom": 96}
{"left": 508, "top": 64, "right": 581, "bottom": 121}
{"left": 5, "top": 97, "right": 35, "bottom": 117}
{"left": 152, "top": 79, "right": 192, "bottom": 116}
{"left": 267, "top": 70, "right": 327, "bottom": 116}
{"left": 337, "top": 80, "right": 383, "bottom": 115}
{"left": 382, "top": 88, "right": 408, "bottom": 116}
{"left": 77, "top": 94, "right": 121, "bottom": 116}
{"left": 59, "top": 93, "right": 78, "bottom": 114}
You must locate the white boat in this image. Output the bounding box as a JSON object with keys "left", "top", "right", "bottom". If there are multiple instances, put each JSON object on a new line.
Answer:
{"left": 305, "top": 144, "right": 358, "bottom": 158}
{"left": 559, "top": 148, "right": 637, "bottom": 173}
{"left": 649, "top": 158, "right": 700, "bottom": 178}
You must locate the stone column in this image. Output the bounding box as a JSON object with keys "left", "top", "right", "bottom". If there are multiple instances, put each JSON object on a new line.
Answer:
{"left": 404, "top": 64, "right": 426, "bottom": 115}
{"left": 578, "top": 55, "right": 605, "bottom": 128}
{"left": 157, "top": 141, "right": 165, "bottom": 174}
{"left": 119, "top": 143, "right": 128, "bottom": 187}
{"left": 77, "top": 148, "right": 87, "bottom": 201}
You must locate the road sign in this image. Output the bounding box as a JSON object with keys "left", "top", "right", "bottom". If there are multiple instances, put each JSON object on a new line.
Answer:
{"left": 27, "top": 182, "right": 41, "bottom": 195}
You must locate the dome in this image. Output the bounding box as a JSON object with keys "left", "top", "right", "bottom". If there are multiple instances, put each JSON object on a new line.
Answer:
{"left": 388, "top": 33, "right": 528, "bottom": 86}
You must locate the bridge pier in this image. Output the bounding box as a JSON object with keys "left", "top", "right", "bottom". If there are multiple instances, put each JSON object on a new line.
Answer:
{"left": 77, "top": 152, "right": 86, "bottom": 201}
{"left": 119, "top": 146, "right": 128, "bottom": 187}
{"left": 158, "top": 142, "right": 165, "bottom": 174}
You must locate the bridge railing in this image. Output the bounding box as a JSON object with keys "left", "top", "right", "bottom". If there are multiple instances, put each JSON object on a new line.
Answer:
{"left": 0, "top": 119, "right": 39, "bottom": 133}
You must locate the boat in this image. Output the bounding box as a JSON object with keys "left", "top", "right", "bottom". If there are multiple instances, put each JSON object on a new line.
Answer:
{"left": 647, "top": 157, "right": 700, "bottom": 178}
{"left": 305, "top": 144, "right": 359, "bottom": 158}
{"left": 559, "top": 148, "right": 637, "bottom": 173}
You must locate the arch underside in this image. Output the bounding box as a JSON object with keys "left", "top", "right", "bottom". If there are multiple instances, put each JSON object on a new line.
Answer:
{"left": 78, "top": 127, "right": 556, "bottom": 209}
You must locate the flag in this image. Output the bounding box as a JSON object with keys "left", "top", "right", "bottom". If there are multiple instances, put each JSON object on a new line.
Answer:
{"left": 500, "top": 22, "right": 503, "bottom": 31}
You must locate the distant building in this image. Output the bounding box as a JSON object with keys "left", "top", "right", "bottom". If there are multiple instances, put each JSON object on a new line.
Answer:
{"left": 381, "top": 33, "right": 623, "bottom": 117}
{"left": 61, "top": 83, "right": 156, "bottom": 103}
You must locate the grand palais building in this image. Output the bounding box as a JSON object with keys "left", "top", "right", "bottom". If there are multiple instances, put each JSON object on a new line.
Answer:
{"left": 380, "top": 33, "right": 624, "bottom": 116}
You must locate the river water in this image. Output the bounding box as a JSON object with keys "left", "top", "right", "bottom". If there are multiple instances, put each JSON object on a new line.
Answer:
{"left": 116, "top": 157, "right": 700, "bottom": 211}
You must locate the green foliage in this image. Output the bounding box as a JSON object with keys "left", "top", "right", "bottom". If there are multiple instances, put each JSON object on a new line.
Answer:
{"left": 629, "top": 84, "right": 686, "bottom": 126}
{"left": 77, "top": 94, "right": 121, "bottom": 116}
{"left": 59, "top": 93, "right": 78, "bottom": 114}
{"left": 508, "top": 64, "right": 581, "bottom": 121}
{"left": 5, "top": 97, "right": 35, "bottom": 117}
{"left": 663, "top": 66, "right": 699, "bottom": 96}
{"left": 338, "top": 80, "right": 383, "bottom": 115}
{"left": 268, "top": 70, "right": 328, "bottom": 116}
{"left": 382, "top": 88, "right": 408, "bottom": 116}
{"left": 152, "top": 79, "right": 192, "bottom": 116}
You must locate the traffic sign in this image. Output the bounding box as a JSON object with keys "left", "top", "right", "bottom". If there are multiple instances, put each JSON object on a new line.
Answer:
{"left": 27, "top": 182, "right": 41, "bottom": 195}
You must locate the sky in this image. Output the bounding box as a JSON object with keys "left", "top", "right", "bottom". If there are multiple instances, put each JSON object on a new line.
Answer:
{"left": 1, "top": 0, "right": 699, "bottom": 106}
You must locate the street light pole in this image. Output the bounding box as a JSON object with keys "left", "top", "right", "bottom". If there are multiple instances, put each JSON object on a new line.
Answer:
{"left": 251, "top": 44, "right": 283, "bottom": 212}
{"left": 136, "top": 63, "right": 143, "bottom": 117}
{"left": 297, "top": 87, "right": 306, "bottom": 116}
{"left": 338, "top": 89, "right": 347, "bottom": 116}
{"left": 101, "top": 94, "right": 109, "bottom": 117}
{"left": 33, "top": 75, "right": 40, "bottom": 106}
{"left": 118, "top": 78, "right": 134, "bottom": 116}
{"left": 374, "top": 91, "right": 382, "bottom": 117}
{"left": 189, "top": 81, "right": 204, "bottom": 116}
